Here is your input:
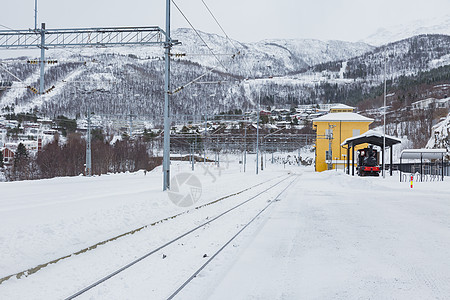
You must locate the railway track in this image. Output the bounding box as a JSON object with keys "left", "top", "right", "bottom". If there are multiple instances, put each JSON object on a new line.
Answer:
{"left": 167, "top": 175, "right": 299, "bottom": 299}
{"left": 0, "top": 173, "right": 287, "bottom": 286}
{"left": 64, "top": 173, "right": 297, "bottom": 299}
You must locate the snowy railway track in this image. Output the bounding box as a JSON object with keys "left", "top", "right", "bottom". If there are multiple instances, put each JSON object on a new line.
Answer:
{"left": 64, "top": 173, "right": 296, "bottom": 299}
{"left": 167, "top": 175, "right": 299, "bottom": 300}
{"left": 0, "top": 174, "right": 287, "bottom": 286}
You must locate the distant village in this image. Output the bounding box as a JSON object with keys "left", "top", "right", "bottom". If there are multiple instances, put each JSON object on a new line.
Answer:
{"left": 2, "top": 97, "right": 448, "bottom": 169}
{"left": 0, "top": 103, "right": 320, "bottom": 167}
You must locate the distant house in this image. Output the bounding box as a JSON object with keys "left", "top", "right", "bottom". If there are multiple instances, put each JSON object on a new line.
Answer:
{"left": 276, "top": 121, "right": 291, "bottom": 129}
{"left": 23, "top": 122, "right": 40, "bottom": 129}
{"left": 21, "top": 140, "right": 40, "bottom": 151}
{"left": 412, "top": 97, "right": 450, "bottom": 110}
{"left": 329, "top": 104, "right": 355, "bottom": 113}
{"left": 436, "top": 98, "right": 450, "bottom": 109}
{"left": 43, "top": 129, "right": 58, "bottom": 135}
{"left": 1, "top": 147, "right": 15, "bottom": 166}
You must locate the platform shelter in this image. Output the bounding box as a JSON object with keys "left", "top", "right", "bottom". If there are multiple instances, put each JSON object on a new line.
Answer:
{"left": 399, "top": 149, "right": 447, "bottom": 182}
{"left": 341, "top": 130, "right": 402, "bottom": 176}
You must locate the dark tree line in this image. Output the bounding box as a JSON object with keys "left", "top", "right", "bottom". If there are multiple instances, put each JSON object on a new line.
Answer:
{"left": 5, "top": 135, "right": 161, "bottom": 181}
{"left": 0, "top": 149, "right": 4, "bottom": 168}
{"left": 2, "top": 34, "right": 448, "bottom": 128}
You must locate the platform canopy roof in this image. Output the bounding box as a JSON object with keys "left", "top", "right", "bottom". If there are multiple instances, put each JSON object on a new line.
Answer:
{"left": 341, "top": 130, "right": 402, "bottom": 148}
{"left": 400, "top": 149, "right": 447, "bottom": 160}
{"left": 313, "top": 112, "right": 373, "bottom": 122}
{"left": 330, "top": 104, "right": 355, "bottom": 110}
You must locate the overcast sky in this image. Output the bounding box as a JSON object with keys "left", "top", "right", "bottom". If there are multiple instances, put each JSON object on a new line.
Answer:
{"left": 1, "top": 0, "right": 449, "bottom": 43}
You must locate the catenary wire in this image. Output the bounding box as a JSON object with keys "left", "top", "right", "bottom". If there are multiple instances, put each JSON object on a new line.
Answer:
{"left": 171, "top": 0, "right": 228, "bottom": 72}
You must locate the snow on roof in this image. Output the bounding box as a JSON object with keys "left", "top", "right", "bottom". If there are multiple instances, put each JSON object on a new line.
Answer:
{"left": 341, "top": 130, "right": 402, "bottom": 146}
{"left": 265, "top": 124, "right": 278, "bottom": 129}
{"left": 330, "top": 104, "right": 354, "bottom": 110}
{"left": 400, "top": 148, "right": 447, "bottom": 160}
{"left": 313, "top": 112, "right": 373, "bottom": 122}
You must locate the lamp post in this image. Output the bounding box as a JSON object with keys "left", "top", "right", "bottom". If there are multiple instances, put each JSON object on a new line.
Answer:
{"left": 383, "top": 54, "right": 387, "bottom": 178}
{"left": 244, "top": 123, "right": 247, "bottom": 172}
{"left": 162, "top": 0, "right": 172, "bottom": 191}
{"left": 256, "top": 93, "right": 260, "bottom": 175}
{"left": 262, "top": 127, "right": 285, "bottom": 167}
{"left": 86, "top": 105, "right": 92, "bottom": 177}
{"left": 342, "top": 154, "right": 347, "bottom": 173}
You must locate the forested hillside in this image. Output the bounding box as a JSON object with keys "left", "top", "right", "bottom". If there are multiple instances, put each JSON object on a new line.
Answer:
{"left": 0, "top": 31, "right": 449, "bottom": 127}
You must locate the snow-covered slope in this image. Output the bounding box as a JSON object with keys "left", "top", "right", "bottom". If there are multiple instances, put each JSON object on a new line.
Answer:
{"left": 0, "top": 29, "right": 448, "bottom": 138}
{"left": 0, "top": 28, "right": 374, "bottom": 118}
{"left": 170, "top": 28, "right": 373, "bottom": 76}
{"left": 1, "top": 162, "right": 450, "bottom": 299}
{"left": 363, "top": 14, "right": 450, "bottom": 46}
{"left": 426, "top": 107, "right": 450, "bottom": 156}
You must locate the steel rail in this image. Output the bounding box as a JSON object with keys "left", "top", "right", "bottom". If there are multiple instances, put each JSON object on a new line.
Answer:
{"left": 166, "top": 174, "right": 299, "bottom": 299}
{"left": 0, "top": 174, "right": 285, "bottom": 286}
{"left": 64, "top": 173, "right": 293, "bottom": 299}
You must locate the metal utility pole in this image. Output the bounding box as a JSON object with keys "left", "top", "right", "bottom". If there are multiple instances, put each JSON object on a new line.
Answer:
{"left": 0, "top": 6, "right": 178, "bottom": 191}
{"left": 327, "top": 124, "right": 336, "bottom": 170}
{"left": 128, "top": 109, "right": 133, "bottom": 137}
{"left": 256, "top": 95, "right": 260, "bottom": 175}
{"left": 191, "top": 144, "right": 195, "bottom": 171}
{"left": 244, "top": 125, "right": 247, "bottom": 172}
{"left": 216, "top": 138, "right": 219, "bottom": 167}
{"left": 383, "top": 55, "right": 387, "bottom": 178}
{"left": 34, "top": 0, "right": 38, "bottom": 31}
{"left": 86, "top": 106, "right": 92, "bottom": 176}
{"left": 162, "top": 0, "right": 171, "bottom": 190}
{"left": 261, "top": 138, "right": 264, "bottom": 171}
{"left": 39, "top": 23, "right": 45, "bottom": 94}
{"left": 203, "top": 113, "right": 207, "bottom": 163}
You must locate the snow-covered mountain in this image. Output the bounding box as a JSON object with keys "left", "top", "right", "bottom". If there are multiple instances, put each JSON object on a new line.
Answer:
{"left": 427, "top": 108, "right": 450, "bottom": 156}
{"left": 363, "top": 14, "right": 450, "bottom": 46}
{"left": 0, "top": 28, "right": 374, "bottom": 118}
{"left": 0, "top": 29, "right": 448, "bottom": 133}
{"left": 171, "top": 28, "right": 374, "bottom": 77}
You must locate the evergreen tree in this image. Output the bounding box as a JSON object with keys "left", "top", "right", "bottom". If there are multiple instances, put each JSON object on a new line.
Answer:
{"left": 57, "top": 115, "right": 77, "bottom": 137}
{"left": 91, "top": 128, "right": 105, "bottom": 142}
{"left": 10, "top": 143, "right": 30, "bottom": 181}
{"left": 260, "top": 115, "right": 269, "bottom": 124}
{"left": 0, "top": 150, "right": 4, "bottom": 168}
{"left": 14, "top": 143, "right": 28, "bottom": 166}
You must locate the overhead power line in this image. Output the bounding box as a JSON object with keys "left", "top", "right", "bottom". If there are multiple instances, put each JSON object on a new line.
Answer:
{"left": 171, "top": 0, "right": 228, "bottom": 72}
{"left": 0, "top": 62, "right": 24, "bottom": 82}
{"left": 201, "top": 0, "right": 239, "bottom": 52}
{"left": 0, "top": 23, "right": 21, "bottom": 32}
{"left": 200, "top": 0, "right": 255, "bottom": 81}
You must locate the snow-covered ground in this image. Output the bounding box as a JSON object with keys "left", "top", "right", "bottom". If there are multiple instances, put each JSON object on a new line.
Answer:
{"left": 1, "top": 154, "right": 450, "bottom": 299}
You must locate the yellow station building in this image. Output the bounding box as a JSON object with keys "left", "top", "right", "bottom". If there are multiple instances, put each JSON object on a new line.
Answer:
{"left": 313, "top": 104, "right": 374, "bottom": 172}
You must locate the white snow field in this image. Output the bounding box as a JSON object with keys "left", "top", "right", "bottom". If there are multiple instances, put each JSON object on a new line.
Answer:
{"left": 1, "top": 155, "right": 450, "bottom": 300}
